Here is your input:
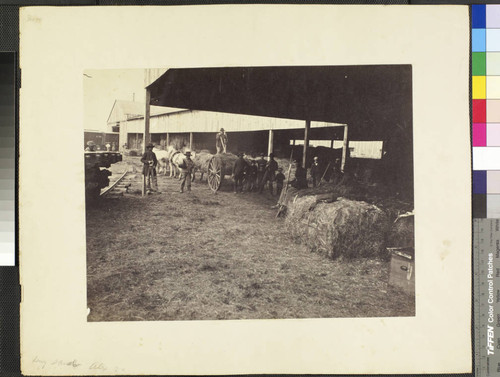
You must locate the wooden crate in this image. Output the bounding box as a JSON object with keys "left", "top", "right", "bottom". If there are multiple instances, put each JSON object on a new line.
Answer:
{"left": 388, "top": 247, "right": 415, "bottom": 294}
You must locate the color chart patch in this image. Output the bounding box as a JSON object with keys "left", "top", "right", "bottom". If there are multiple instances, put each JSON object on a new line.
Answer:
{"left": 0, "top": 53, "right": 15, "bottom": 266}
{"left": 472, "top": 4, "right": 500, "bottom": 218}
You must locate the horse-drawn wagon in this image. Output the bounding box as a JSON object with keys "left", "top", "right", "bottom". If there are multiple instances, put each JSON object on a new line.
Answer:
{"left": 206, "top": 154, "right": 240, "bottom": 192}
{"left": 192, "top": 152, "right": 239, "bottom": 192}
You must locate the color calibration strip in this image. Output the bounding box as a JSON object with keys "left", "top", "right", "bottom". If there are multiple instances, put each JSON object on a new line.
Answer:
{"left": 472, "top": 4, "right": 500, "bottom": 219}
{"left": 0, "top": 53, "right": 16, "bottom": 266}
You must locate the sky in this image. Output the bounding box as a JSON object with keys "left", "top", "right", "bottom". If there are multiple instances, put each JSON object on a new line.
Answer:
{"left": 83, "top": 69, "right": 151, "bottom": 132}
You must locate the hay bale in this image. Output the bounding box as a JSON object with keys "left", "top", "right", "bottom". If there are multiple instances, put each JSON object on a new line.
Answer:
{"left": 285, "top": 197, "right": 389, "bottom": 260}
{"left": 387, "top": 215, "right": 414, "bottom": 248}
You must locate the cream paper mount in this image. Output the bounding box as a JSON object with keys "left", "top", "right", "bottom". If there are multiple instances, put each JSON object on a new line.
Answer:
{"left": 20, "top": 5, "right": 471, "bottom": 375}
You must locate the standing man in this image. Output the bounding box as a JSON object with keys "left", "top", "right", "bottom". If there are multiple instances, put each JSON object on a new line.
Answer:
{"left": 216, "top": 128, "right": 228, "bottom": 154}
{"left": 141, "top": 143, "right": 158, "bottom": 193}
{"left": 331, "top": 157, "right": 343, "bottom": 185}
{"left": 291, "top": 160, "right": 308, "bottom": 189}
{"left": 310, "top": 156, "right": 322, "bottom": 187}
{"left": 259, "top": 153, "right": 278, "bottom": 195}
{"left": 256, "top": 153, "right": 267, "bottom": 189}
{"left": 232, "top": 152, "right": 247, "bottom": 193}
{"left": 275, "top": 167, "right": 286, "bottom": 197}
{"left": 179, "top": 149, "right": 194, "bottom": 193}
{"left": 247, "top": 160, "right": 258, "bottom": 191}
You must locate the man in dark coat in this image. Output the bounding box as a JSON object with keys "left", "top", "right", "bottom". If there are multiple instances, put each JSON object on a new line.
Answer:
{"left": 275, "top": 167, "right": 286, "bottom": 197}
{"left": 232, "top": 152, "right": 247, "bottom": 193}
{"left": 256, "top": 153, "right": 267, "bottom": 189}
{"left": 141, "top": 143, "right": 158, "bottom": 193}
{"left": 310, "top": 156, "right": 322, "bottom": 187}
{"left": 246, "top": 160, "right": 258, "bottom": 191}
{"left": 291, "top": 160, "right": 308, "bottom": 189}
{"left": 259, "top": 153, "right": 278, "bottom": 195}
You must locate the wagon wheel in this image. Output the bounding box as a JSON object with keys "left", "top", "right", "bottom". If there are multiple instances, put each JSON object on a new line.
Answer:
{"left": 207, "top": 155, "right": 224, "bottom": 192}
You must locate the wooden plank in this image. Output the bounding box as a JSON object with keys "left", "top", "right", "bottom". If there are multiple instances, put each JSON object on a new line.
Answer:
{"left": 100, "top": 171, "right": 128, "bottom": 197}
{"left": 302, "top": 120, "right": 310, "bottom": 167}
{"left": 341, "top": 124, "right": 348, "bottom": 172}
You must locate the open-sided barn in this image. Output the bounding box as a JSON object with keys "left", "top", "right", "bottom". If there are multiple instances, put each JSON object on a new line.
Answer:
{"left": 105, "top": 66, "right": 412, "bottom": 196}
{"left": 138, "top": 65, "right": 412, "bottom": 196}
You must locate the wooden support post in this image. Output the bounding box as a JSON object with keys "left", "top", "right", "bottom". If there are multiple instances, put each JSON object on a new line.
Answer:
{"left": 303, "top": 120, "right": 310, "bottom": 168}
{"left": 142, "top": 88, "right": 151, "bottom": 197}
{"left": 189, "top": 132, "right": 193, "bottom": 150}
{"left": 341, "top": 124, "right": 348, "bottom": 172}
{"left": 267, "top": 129, "right": 274, "bottom": 156}
{"left": 166, "top": 132, "right": 170, "bottom": 147}
{"left": 330, "top": 139, "right": 334, "bottom": 149}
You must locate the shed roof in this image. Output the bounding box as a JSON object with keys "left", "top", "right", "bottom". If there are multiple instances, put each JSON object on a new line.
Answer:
{"left": 146, "top": 65, "right": 412, "bottom": 141}
{"left": 106, "top": 100, "right": 185, "bottom": 124}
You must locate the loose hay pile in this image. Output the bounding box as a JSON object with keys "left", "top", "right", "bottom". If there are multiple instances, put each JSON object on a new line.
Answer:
{"left": 274, "top": 157, "right": 295, "bottom": 178}
{"left": 193, "top": 152, "right": 240, "bottom": 182}
{"left": 285, "top": 196, "right": 389, "bottom": 260}
{"left": 193, "top": 152, "right": 213, "bottom": 176}
{"left": 387, "top": 214, "right": 414, "bottom": 248}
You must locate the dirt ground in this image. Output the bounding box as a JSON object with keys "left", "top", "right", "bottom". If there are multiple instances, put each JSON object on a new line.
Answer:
{"left": 86, "top": 156, "right": 415, "bottom": 321}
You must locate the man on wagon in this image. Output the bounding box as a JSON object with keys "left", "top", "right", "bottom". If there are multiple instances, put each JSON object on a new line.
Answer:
{"left": 179, "top": 149, "right": 195, "bottom": 193}
{"left": 141, "top": 143, "right": 158, "bottom": 194}
{"left": 216, "top": 128, "right": 228, "bottom": 154}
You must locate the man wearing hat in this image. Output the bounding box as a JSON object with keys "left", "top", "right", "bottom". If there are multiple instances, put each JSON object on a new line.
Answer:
{"left": 291, "top": 160, "right": 308, "bottom": 189}
{"left": 85, "top": 140, "right": 96, "bottom": 151}
{"left": 179, "top": 149, "right": 195, "bottom": 193}
{"left": 216, "top": 128, "right": 228, "bottom": 154}
{"left": 259, "top": 153, "right": 278, "bottom": 195}
{"left": 310, "top": 156, "right": 322, "bottom": 187}
{"left": 232, "top": 152, "right": 247, "bottom": 193}
{"left": 247, "top": 160, "right": 258, "bottom": 191}
{"left": 141, "top": 143, "right": 158, "bottom": 193}
{"left": 275, "top": 167, "right": 286, "bottom": 197}
{"left": 256, "top": 153, "right": 267, "bottom": 189}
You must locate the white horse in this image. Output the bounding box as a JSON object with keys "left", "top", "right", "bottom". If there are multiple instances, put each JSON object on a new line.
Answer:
{"left": 152, "top": 147, "right": 169, "bottom": 175}
{"left": 167, "top": 146, "right": 196, "bottom": 179}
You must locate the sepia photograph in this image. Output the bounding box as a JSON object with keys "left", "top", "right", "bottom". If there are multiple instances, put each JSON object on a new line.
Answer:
{"left": 20, "top": 5, "right": 471, "bottom": 374}
{"left": 85, "top": 65, "right": 415, "bottom": 322}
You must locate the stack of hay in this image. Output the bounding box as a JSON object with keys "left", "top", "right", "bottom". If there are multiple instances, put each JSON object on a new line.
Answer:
{"left": 285, "top": 195, "right": 389, "bottom": 260}
{"left": 274, "top": 157, "right": 295, "bottom": 176}
{"left": 192, "top": 152, "right": 239, "bottom": 178}
{"left": 192, "top": 151, "right": 213, "bottom": 178}
{"left": 387, "top": 213, "right": 414, "bottom": 248}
